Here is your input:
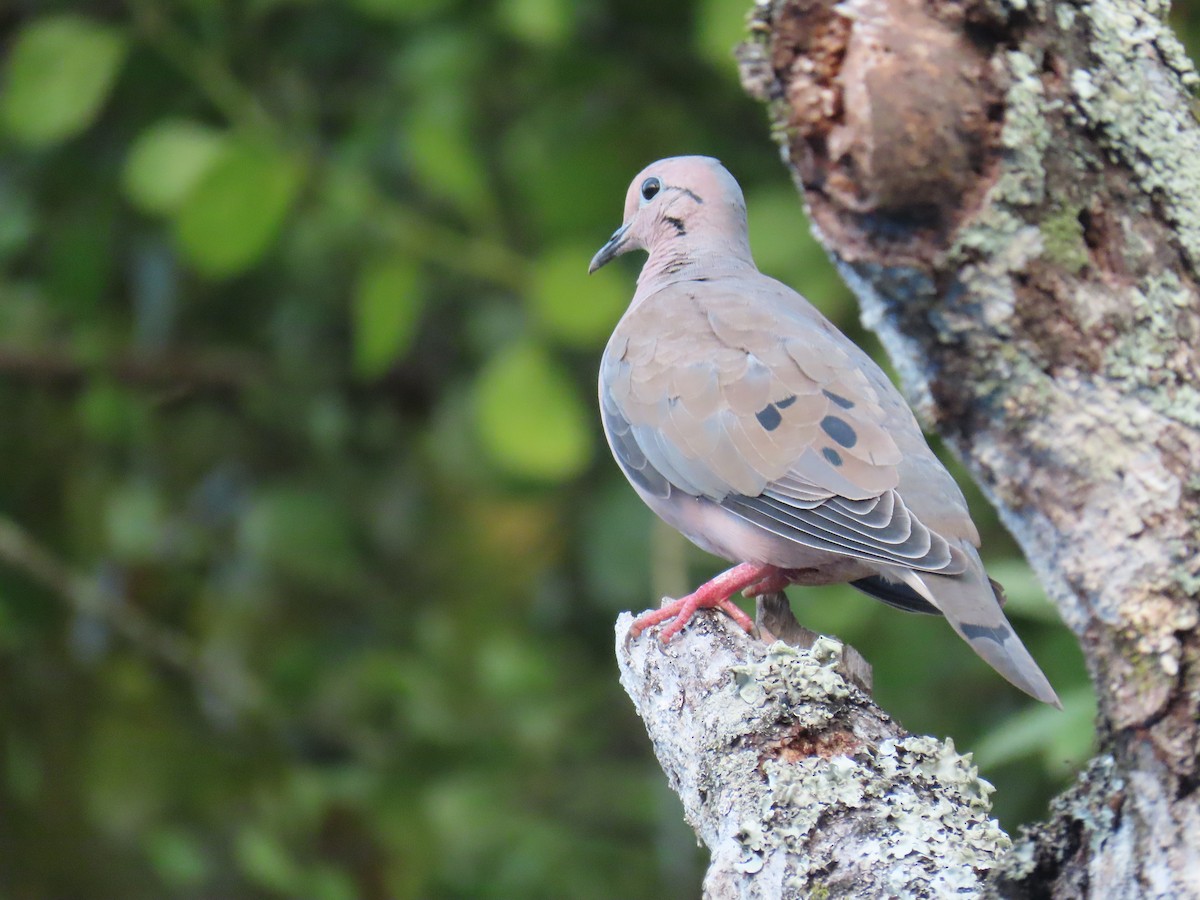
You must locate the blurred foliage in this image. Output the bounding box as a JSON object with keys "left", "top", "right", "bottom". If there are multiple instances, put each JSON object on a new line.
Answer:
{"left": 1, "top": 1, "right": 1194, "bottom": 897}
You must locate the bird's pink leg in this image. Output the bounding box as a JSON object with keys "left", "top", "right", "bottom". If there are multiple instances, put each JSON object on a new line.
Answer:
{"left": 741, "top": 569, "right": 793, "bottom": 597}
{"left": 629, "top": 562, "right": 775, "bottom": 643}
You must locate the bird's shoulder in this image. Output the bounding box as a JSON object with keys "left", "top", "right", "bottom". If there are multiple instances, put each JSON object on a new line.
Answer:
{"left": 602, "top": 273, "right": 912, "bottom": 499}
{"left": 609, "top": 272, "right": 840, "bottom": 365}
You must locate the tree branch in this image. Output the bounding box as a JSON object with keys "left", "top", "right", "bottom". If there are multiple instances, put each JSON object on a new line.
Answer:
{"left": 0, "top": 514, "right": 194, "bottom": 670}
{"left": 617, "top": 610, "right": 1013, "bottom": 897}
{"left": 0, "top": 514, "right": 265, "bottom": 715}
{"left": 0, "top": 343, "right": 263, "bottom": 395}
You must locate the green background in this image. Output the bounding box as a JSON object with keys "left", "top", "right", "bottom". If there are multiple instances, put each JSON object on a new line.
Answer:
{"left": 1, "top": 2, "right": 1193, "bottom": 897}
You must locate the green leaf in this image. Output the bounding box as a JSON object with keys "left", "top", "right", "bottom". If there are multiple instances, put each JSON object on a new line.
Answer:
{"left": 405, "top": 95, "right": 491, "bottom": 218}
{"left": 497, "top": 0, "right": 571, "bottom": 46}
{"left": 474, "top": 342, "right": 593, "bottom": 482}
{"left": 528, "top": 243, "right": 628, "bottom": 348}
{"left": 145, "top": 828, "right": 210, "bottom": 889}
{"left": 239, "top": 487, "right": 364, "bottom": 590}
{"left": 123, "top": 120, "right": 227, "bottom": 215}
{"left": 235, "top": 827, "right": 300, "bottom": 894}
{"left": 78, "top": 381, "right": 144, "bottom": 444}
{"left": 353, "top": 259, "right": 423, "bottom": 379}
{"left": 307, "top": 865, "right": 358, "bottom": 900}
{"left": 105, "top": 482, "right": 166, "bottom": 562}
{"left": 1, "top": 15, "right": 128, "bottom": 146}
{"left": 175, "top": 139, "right": 303, "bottom": 277}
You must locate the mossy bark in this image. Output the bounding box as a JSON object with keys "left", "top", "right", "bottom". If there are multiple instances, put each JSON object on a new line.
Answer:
{"left": 616, "top": 612, "right": 1014, "bottom": 898}
{"left": 717, "top": 0, "right": 1200, "bottom": 894}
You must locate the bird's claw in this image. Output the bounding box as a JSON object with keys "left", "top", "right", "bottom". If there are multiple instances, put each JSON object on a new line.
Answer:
{"left": 626, "top": 593, "right": 755, "bottom": 645}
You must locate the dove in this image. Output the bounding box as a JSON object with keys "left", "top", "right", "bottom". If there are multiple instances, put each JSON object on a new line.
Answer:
{"left": 589, "top": 156, "right": 1059, "bottom": 706}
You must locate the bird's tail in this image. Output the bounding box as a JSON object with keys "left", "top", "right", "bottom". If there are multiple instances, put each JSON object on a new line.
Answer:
{"left": 893, "top": 547, "right": 1061, "bottom": 707}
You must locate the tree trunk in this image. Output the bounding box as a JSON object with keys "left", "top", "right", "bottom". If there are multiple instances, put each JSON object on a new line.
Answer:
{"left": 617, "top": 0, "right": 1200, "bottom": 895}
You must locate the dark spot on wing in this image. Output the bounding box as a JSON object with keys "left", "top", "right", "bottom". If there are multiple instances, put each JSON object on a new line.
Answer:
{"left": 755, "top": 404, "right": 783, "bottom": 432}
{"left": 822, "top": 447, "right": 843, "bottom": 467}
{"left": 960, "top": 622, "right": 1011, "bottom": 644}
{"left": 665, "top": 216, "right": 686, "bottom": 235}
{"left": 822, "top": 389, "right": 855, "bottom": 410}
{"left": 820, "top": 415, "right": 857, "bottom": 448}
{"left": 775, "top": 394, "right": 797, "bottom": 409}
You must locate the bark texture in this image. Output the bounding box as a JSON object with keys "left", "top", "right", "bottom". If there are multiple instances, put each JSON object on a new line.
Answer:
{"left": 615, "top": 611, "right": 1013, "bottom": 898}
{"left": 739, "top": 0, "right": 1200, "bottom": 893}
{"left": 617, "top": 0, "right": 1200, "bottom": 895}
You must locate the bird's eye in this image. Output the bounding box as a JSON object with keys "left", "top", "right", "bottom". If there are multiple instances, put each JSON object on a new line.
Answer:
{"left": 640, "top": 177, "right": 661, "bottom": 201}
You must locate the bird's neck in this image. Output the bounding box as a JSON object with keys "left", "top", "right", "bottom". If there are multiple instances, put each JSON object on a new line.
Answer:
{"left": 637, "top": 237, "right": 756, "bottom": 290}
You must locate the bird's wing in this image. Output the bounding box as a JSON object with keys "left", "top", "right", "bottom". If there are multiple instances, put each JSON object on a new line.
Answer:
{"left": 601, "top": 280, "right": 967, "bottom": 575}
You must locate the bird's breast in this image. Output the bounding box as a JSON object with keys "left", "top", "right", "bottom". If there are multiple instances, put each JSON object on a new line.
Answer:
{"left": 638, "top": 484, "right": 877, "bottom": 582}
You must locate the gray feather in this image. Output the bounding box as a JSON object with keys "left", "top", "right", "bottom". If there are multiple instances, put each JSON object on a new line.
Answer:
{"left": 593, "top": 155, "right": 1058, "bottom": 704}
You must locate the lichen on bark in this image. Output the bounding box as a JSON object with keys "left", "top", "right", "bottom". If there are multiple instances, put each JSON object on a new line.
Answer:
{"left": 732, "top": 0, "right": 1200, "bottom": 894}
{"left": 606, "top": 0, "right": 1200, "bottom": 895}
{"left": 616, "top": 613, "right": 1015, "bottom": 898}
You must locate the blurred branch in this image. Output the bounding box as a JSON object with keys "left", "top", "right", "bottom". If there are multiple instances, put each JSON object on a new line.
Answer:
{"left": 0, "top": 514, "right": 268, "bottom": 719}
{"left": 0, "top": 514, "right": 193, "bottom": 672}
{"left": 123, "top": 0, "right": 269, "bottom": 131}
{"left": 616, "top": 611, "right": 1011, "bottom": 897}
{"left": 372, "top": 189, "right": 529, "bottom": 292}
{"left": 0, "top": 344, "right": 263, "bottom": 394}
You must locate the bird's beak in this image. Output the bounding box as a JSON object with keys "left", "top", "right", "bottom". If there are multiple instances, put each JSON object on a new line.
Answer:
{"left": 588, "top": 222, "right": 630, "bottom": 274}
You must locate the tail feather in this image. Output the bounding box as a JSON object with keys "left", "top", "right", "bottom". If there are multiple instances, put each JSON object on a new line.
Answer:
{"left": 849, "top": 575, "right": 941, "bottom": 616}
{"left": 886, "top": 547, "right": 1061, "bottom": 707}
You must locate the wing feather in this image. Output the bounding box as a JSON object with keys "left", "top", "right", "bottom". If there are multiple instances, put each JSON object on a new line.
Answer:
{"left": 724, "top": 492, "right": 964, "bottom": 573}
{"left": 601, "top": 279, "right": 967, "bottom": 573}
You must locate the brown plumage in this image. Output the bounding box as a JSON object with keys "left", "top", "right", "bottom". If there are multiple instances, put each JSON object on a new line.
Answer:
{"left": 590, "top": 156, "right": 1059, "bottom": 706}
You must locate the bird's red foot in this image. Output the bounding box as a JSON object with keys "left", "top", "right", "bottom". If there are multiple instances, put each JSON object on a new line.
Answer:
{"left": 741, "top": 568, "right": 793, "bottom": 597}
{"left": 628, "top": 562, "right": 776, "bottom": 643}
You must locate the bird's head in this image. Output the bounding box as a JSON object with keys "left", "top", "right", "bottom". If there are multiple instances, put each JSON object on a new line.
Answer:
{"left": 588, "top": 156, "right": 752, "bottom": 274}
